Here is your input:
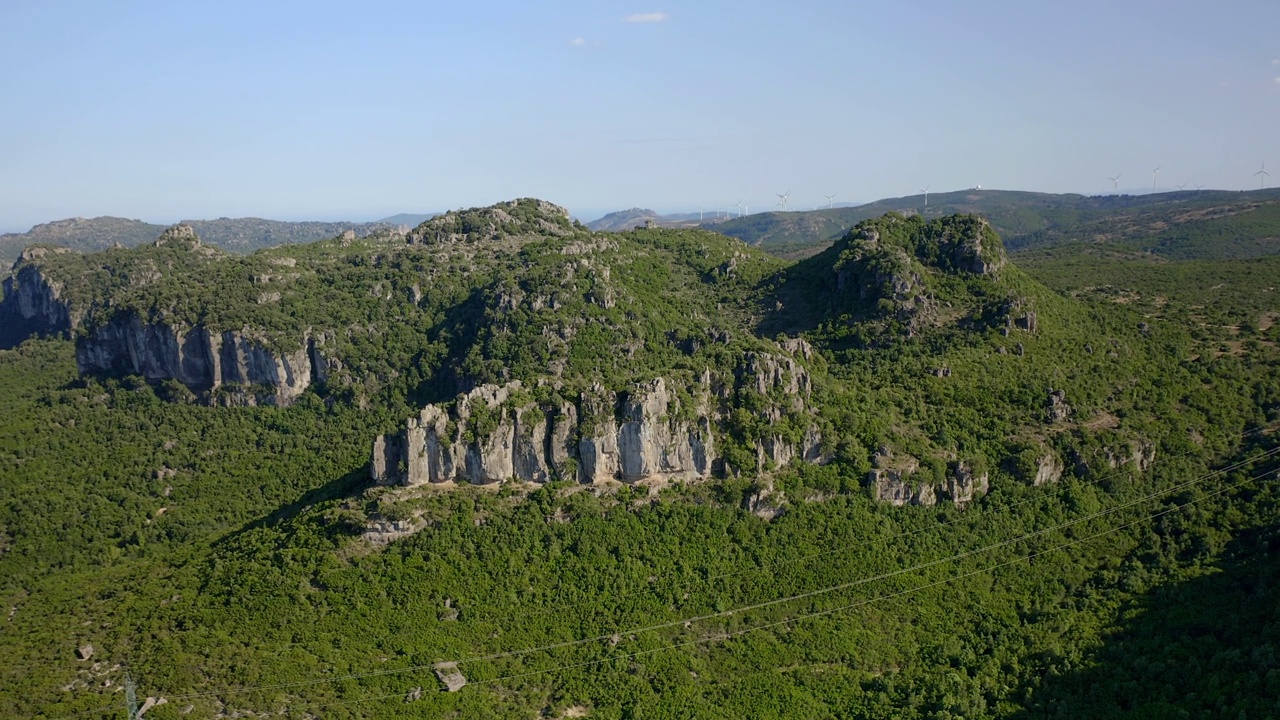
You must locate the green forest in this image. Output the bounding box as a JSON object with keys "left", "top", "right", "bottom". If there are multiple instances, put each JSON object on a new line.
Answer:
{"left": 1, "top": 199, "right": 1278, "bottom": 719}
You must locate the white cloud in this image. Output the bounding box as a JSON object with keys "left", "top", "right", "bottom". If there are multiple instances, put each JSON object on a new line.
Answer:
{"left": 569, "top": 37, "right": 586, "bottom": 46}
{"left": 1273, "top": 59, "right": 1280, "bottom": 65}
{"left": 1274, "top": 76, "right": 1280, "bottom": 85}
{"left": 626, "top": 12, "right": 669, "bottom": 23}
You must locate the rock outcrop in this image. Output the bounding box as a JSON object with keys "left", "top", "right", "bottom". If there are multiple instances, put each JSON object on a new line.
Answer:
{"left": 0, "top": 258, "right": 78, "bottom": 343}
{"left": 372, "top": 377, "right": 716, "bottom": 486}
{"left": 823, "top": 214, "right": 1009, "bottom": 339}
{"left": 75, "top": 314, "right": 328, "bottom": 406}
{"left": 1047, "top": 389, "right": 1071, "bottom": 422}
{"left": 940, "top": 462, "right": 990, "bottom": 508}
{"left": 869, "top": 450, "right": 990, "bottom": 508}
{"left": 373, "top": 337, "right": 832, "bottom": 488}
{"left": 869, "top": 449, "right": 933, "bottom": 506}
{"left": 1033, "top": 451, "right": 1064, "bottom": 486}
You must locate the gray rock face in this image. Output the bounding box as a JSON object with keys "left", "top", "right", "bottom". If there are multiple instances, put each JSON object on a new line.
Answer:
{"left": 373, "top": 377, "right": 720, "bottom": 487}
{"left": 1034, "top": 452, "right": 1064, "bottom": 486}
{"left": 869, "top": 467, "right": 936, "bottom": 506}
{"left": 953, "top": 222, "right": 1006, "bottom": 275}
{"left": 434, "top": 662, "right": 467, "bottom": 692}
{"left": 377, "top": 382, "right": 572, "bottom": 486}
{"left": 1084, "top": 439, "right": 1157, "bottom": 475}
{"left": 740, "top": 351, "right": 811, "bottom": 400}
{"left": 74, "top": 313, "right": 326, "bottom": 406}
{"left": 868, "top": 450, "right": 990, "bottom": 508}
{"left": 0, "top": 263, "right": 77, "bottom": 337}
{"left": 940, "top": 462, "right": 990, "bottom": 508}
{"left": 1047, "top": 389, "right": 1071, "bottom": 422}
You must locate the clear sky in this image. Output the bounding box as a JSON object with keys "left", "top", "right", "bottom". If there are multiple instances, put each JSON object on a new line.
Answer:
{"left": 1, "top": 0, "right": 1278, "bottom": 230}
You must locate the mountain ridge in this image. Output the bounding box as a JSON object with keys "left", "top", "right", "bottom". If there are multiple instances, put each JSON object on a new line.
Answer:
{"left": 710, "top": 187, "right": 1280, "bottom": 259}
{"left": 0, "top": 215, "right": 396, "bottom": 262}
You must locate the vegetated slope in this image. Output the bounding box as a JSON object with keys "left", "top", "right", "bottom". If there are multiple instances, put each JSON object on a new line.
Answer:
{"left": 0, "top": 215, "right": 394, "bottom": 261}
{"left": 2, "top": 201, "right": 1279, "bottom": 719}
{"left": 714, "top": 188, "right": 1280, "bottom": 259}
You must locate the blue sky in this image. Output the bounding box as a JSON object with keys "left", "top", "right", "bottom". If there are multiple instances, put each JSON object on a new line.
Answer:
{"left": 1, "top": 0, "right": 1278, "bottom": 230}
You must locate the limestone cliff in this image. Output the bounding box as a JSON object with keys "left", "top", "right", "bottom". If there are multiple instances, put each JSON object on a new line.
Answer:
{"left": 372, "top": 336, "right": 831, "bottom": 487}
{"left": 372, "top": 377, "right": 716, "bottom": 486}
{"left": 75, "top": 314, "right": 327, "bottom": 406}
{"left": 2, "top": 226, "right": 330, "bottom": 405}
{"left": 0, "top": 249, "right": 79, "bottom": 342}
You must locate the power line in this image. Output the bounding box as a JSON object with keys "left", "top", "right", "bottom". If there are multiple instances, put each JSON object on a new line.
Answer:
{"left": 434, "top": 446, "right": 1280, "bottom": 667}
{"left": 466, "top": 421, "right": 1278, "bottom": 629}
{"left": 291, "top": 463, "right": 1276, "bottom": 714}
{"left": 152, "top": 444, "right": 1278, "bottom": 706}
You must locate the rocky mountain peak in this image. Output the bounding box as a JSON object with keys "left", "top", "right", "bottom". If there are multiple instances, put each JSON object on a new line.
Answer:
{"left": 154, "top": 224, "right": 201, "bottom": 247}
{"left": 407, "top": 198, "right": 579, "bottom": 245}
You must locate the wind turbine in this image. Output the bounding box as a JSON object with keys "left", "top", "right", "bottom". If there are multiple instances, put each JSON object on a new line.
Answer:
{"left": 1256, "top": 161, "right": 1271, "bottom": 190}
{"left": 1152, "top": 167, "right": 1161, "bottom": 193}
{"left": 823, "top": 193, "right": 836, "bottom": 209}
{"left": 1108, "top": 173, "right": 1122, "bottom": 193}
{"left": 920, "top": 185, "right": 930, "bottom": 207}
{"left": 1195, "top": 184, "right": 1205, "bottom": 192}
{"left": 776, "top": 190, "right": 791, "bottom": 211}
{"left": 1176, "top": 182, "right": 1187, "bottom": 191}
{"left": 735, "top": 199, "right": 744, "bottom": 218}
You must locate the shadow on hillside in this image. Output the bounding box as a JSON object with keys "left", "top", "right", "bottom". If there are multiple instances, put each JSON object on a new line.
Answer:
{"left": 1011, "top": 525, "right": 1280, "bottom": 719}
{"left": 213, "top": 466, "right": 372, "bottom": 548}
{"left": 0, "top": 317, "right": 49, "bottom": 351}
{"left": 755, "top": 244, "right": 841, "bottom": 339}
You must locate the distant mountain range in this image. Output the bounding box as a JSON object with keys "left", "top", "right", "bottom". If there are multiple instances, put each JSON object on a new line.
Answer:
{"left": 708, "top": 188, "right": 1280, "bottom": 258}
{"left": 586, "top": 208, "right": 705, "bottom": 232}
{"left": 0, "top": 216, "right": 397, "bottom": 262}
{"left": 378, "top": 213, "right": 438, "bottom": 227}
{"left": 11, "top": 189, "right": 1279, "bottom": 266}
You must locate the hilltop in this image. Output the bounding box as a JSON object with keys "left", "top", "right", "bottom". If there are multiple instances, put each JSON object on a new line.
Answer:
{"left": 0, "top": 215, "right": 394, "bottom": 262}
{"left": 585, "top": 208, "right": 726, "bottom": 232}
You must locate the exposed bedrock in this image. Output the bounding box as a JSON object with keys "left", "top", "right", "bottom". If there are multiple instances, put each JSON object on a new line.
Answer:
{"left": 0, "top": 260, "right": 78, "bottom": 346}
{"left": 75, "top": 313, "right": 327, "bottom": 406}
{"left": 372, "top": 377, "right": 719, "bottom": 486}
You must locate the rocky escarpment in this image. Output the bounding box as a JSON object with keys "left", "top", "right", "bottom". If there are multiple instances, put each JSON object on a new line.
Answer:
{"left": 75, "top": 314, "right": 329, "bottom": 406}
{"left": 3, "top": 225, "right": 333, "bottom": 405}
{"left": 0, "top": 248, "right": 80, "bottom": 345}
{"left": 372, "top": 340, "right": 827, "bottom": 487}
{"left": 372, "top": 377, "right": 717, "bottom": 486}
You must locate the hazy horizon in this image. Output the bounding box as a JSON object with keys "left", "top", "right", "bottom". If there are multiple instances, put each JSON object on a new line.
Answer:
{"left": 2, "top": 0, "right": 1278, "bottom": 231}
{"left": 2, "top": 183, "right": 1273, "bottom": 236}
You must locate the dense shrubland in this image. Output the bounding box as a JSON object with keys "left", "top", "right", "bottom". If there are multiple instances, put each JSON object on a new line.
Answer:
{"left": 0, "top": 201, "right": 1277, "bottom": 718}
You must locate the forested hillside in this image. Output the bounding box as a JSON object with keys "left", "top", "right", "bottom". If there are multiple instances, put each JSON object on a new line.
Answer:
{"left": 1, "top": 200, "right": 1277, "bottom": 719}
